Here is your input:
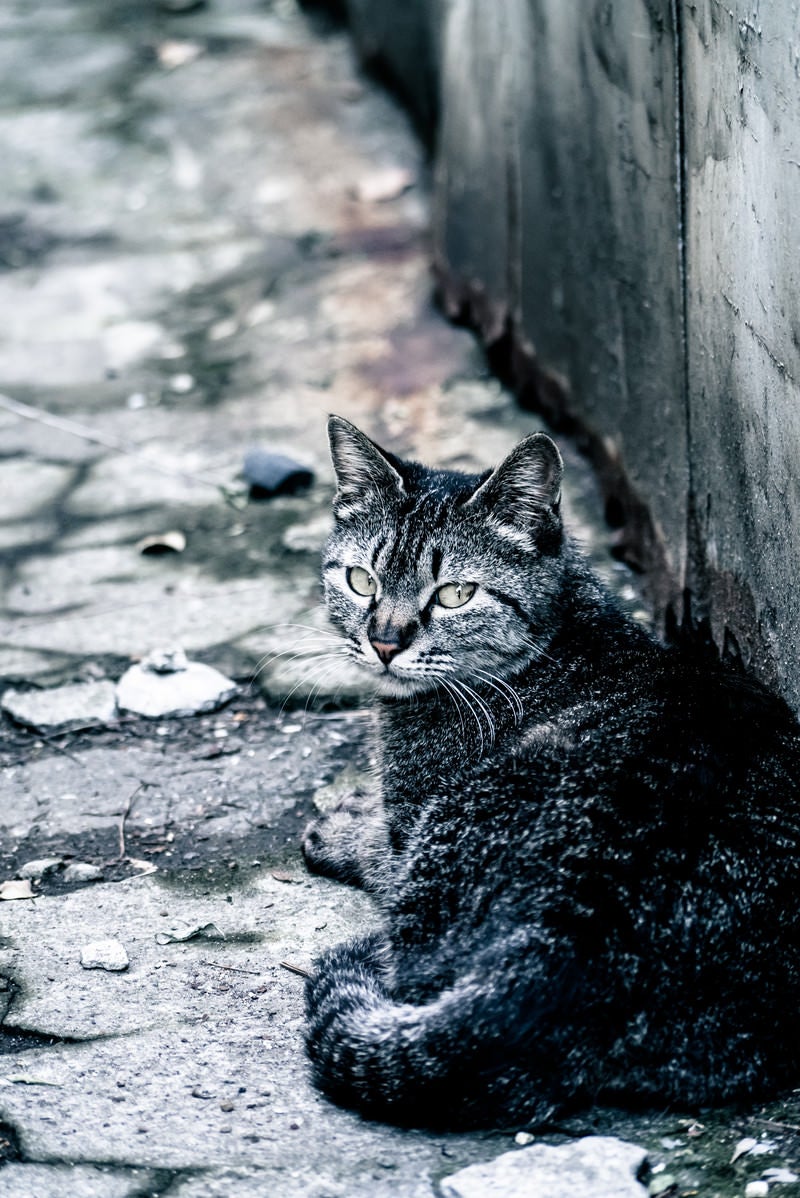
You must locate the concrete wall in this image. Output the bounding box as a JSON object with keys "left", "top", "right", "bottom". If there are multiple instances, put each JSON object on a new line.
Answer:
{"left": 328, "top": 0, "right": 800, "bottom": 712}
{"left": 682, "top": 2, "right": 800, "bottom": 703}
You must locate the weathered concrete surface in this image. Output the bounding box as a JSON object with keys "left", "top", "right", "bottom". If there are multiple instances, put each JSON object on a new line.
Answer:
{"left": 3, "top": 1, "right": 796, "bottom": 1195}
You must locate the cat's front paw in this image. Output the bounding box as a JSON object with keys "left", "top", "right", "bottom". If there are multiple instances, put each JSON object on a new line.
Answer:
{"left": 302, "top": 807, "right": 368, "bottom": 886}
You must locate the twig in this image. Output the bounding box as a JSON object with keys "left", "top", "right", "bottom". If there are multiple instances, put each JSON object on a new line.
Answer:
{"left": 37, "top": 732, "right": 84, "bottom": 765}
{"left": 118, "top": 783, "right": 143, "bottom": 860}
{"left": 749, "top": 1116, "right": 800, "bottom": 1134}
{"left": 280, "top": 960, "right": 312, "bottom": 979}
{"left": 0, "top": 391, "right": 242, "bottom": 504}
{"left": 200, "top": 961, "right": 260, "bottom": 976}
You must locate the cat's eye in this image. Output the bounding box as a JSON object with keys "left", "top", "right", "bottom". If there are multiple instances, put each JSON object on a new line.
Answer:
{"left": 347, "top": 566, "right": 377, "bottom": 597}
{"left": 435, "top": 582, "right": 476, "bottom": 609}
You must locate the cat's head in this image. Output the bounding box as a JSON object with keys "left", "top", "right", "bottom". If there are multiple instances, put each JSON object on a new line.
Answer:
{"left": 323, "top": 415, "right": 565, "bottom": 697}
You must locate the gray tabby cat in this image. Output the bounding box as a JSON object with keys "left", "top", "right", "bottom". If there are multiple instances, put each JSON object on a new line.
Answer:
{"left": 302, "top": 414, "right": 800, "bottom": 1130}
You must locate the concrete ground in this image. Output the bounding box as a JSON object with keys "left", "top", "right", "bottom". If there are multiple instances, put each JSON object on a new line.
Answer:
{"left": 1, "top": 2, "right": 798, "bottom": 1196}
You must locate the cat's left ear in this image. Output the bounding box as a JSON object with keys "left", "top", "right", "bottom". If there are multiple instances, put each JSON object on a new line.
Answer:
{"left": 466, "top": 433, "right": 563, "bottom": 543}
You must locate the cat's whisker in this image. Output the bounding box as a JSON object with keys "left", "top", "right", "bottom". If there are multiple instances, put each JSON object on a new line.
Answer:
{"left": 518, "top": 634, "right": 559, "bottom": 668}
{"left": 448, "top": 678, "right": 488, "bottom": 757}
{"left": 249, "top": 640, "right": 350, "bottom": 686}
{"left": 474, "top": 669, "right": 524, "bottom": 724}
{"left": 439, "top": 677, "right": 467, "bottom": 740}
{"left": 273, "top": 650, "right": 353, "bottom": 717}
{"left": 299, "top": 658, "right": 354, "bottom": 726}
{"left": 455, "top": 679, "right": 496, "bottom": 749}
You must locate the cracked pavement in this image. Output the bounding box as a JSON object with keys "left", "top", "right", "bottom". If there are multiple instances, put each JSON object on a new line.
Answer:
{"left": 2, "top": 1, "right": 777, "bottom": 1195}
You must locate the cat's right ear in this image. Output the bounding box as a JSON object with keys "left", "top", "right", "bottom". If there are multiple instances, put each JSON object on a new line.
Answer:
{"left": 327, "top": 415, "right": 404, "bottom": 518}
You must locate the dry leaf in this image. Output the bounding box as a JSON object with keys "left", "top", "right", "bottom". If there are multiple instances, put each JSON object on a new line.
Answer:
{"left": 0, "top": 879, "right": 34, "bottom": 901}
{"left": 731, "top": 1136, "right": 757, "bottom": 1163}
{"left": 155, "top": 921, "right": 225, "bottom": 945}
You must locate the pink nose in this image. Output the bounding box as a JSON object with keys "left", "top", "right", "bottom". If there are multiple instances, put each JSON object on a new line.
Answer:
{"left": 370, "top": 639, "right": 401, "bottom": 666}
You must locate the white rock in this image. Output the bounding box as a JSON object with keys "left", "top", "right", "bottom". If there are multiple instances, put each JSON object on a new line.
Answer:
{"left": 1, "top": 680, "right": 117, "bottom": 732}
{"left": 281, "top": 514, "right": 332, "bottom": 553}
{"left": 80, "top": 939, "right": 129, "bottom": 972}
{"left": 18, "top": 858, "right": 63, "bottom": 880}
{"left": 116, "top": 651, "right": 237, "bottom": 719}
{"left": 745, "top": 1183, "right": 769, "bottom": 1198}
{"left": 440, "top": 1137, "right": 648, "bottom": 1198}
{"left": 63, "top": 863, "right": 104, "bottom": 884}
{"left": 0, "top": 879, "right": 35, "bottom": 901}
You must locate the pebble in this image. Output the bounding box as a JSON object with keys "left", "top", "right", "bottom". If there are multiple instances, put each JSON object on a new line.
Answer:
{"left": 745, "top": 1183, "right": 769, "bottom": 1198}
{"left": 116, "top": 649, "right": 237, "bottom": 719}
{"left": 18, "top": 858, "right": 63, "bottom": 880}
{"left": 440, "top": 1137, "right": 648, "bottom": 1198}
{"left": 169, "top": 373, "right": 194, "bottom": 393}
{"left": 242, "top": 448, "right": 314, "bottom": 498}
{"left": 63, "top": 863, "right": 104, "bottom": 884}
{"left": 80, "top": 939, "right": 129, "bottom": 972}
{"left": 281, "top": 515, "right": 332, "bottom": 553}
{"left": 1, "top": 680, "right": 117, "bottom": 733}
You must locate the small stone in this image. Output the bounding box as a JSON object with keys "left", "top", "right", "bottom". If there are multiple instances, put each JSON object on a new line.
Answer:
{"left": 18, "top": 858, "right": 63, "bottom": 880}
{"left": 1, "top": 680, "right": 117, "bottom": 733}
{"left": 281, "top": 514, "right": 332, "bottom": 553}
{"left": 116, "top": 652, "right": 237, "bottom": 719}
{"left": 63, "top": 863, "right": 104, "bottom": 884}
{"left": 351, "top": 166, "right": 414, "bottom": 204}
{"left": 441, "top": 1137, "right": 648, "bottom": 1198}
{"left": 648, "top": 1175, "right": 676, "bottom": 1197}
{"left": 169, "top": 373, "right": 194, "bottom": 393}
{"left": 157, "top": 39, "right": 203, "bottom": 69}
{"left": 745, "top": 1183, "right": 769, "bottom": 1198}
{"left": 157, "top": 0, "right": 206, "bottom": 10}
{"left": 208, "top": 318, "right": 238, "bottom": 341}
{"left": 80, "top": 939, "right": 129, "bottom": 972}
{"left": 136, "top": 530, "right": 186, "bottom": 556}
{"left": 514, "top": 1132, "right": 535, "bottom": 1146}
{"left": 242, "top": 448, "right": 314, "bottom": 499}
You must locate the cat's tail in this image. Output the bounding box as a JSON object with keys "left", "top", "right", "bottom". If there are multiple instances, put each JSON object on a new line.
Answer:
{"left": 304, "top": 932, "right": 584, "bottom": 1129}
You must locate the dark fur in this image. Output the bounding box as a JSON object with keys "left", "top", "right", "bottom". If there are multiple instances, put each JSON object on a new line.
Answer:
{"left": 302, "top": 416, "right": 800, "bottom": 1130}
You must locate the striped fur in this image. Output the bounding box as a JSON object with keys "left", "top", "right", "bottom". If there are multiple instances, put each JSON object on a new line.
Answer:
{"left": 302, "top": 417, "right": 800, "bottom": 1130}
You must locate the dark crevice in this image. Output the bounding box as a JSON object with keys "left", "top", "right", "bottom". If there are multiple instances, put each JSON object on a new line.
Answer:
{"left": 0, "top": 1022, "right": 137, "bottom": 1056}
{"left": 437, "top": 280, "right": 674, "bottom": 604}
{"left": 0, "top": 1120, "right": 23, "bottom": 1163}
{"left": 0, "top": 1120, "right": 195, "bottom": 1193}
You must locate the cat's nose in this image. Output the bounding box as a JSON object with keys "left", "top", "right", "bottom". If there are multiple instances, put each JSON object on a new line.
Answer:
{"left": 370, "top": 638, "right": 402, "bottom": 666}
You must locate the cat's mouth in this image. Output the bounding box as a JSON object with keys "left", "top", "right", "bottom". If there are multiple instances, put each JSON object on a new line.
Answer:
{"left": 374, "top": 671, "right": 436, "bottom": 698}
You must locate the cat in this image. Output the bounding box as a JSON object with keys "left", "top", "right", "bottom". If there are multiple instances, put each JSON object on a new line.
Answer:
{"left": 301, "top": 414, "right": 800, "bottom": 1131}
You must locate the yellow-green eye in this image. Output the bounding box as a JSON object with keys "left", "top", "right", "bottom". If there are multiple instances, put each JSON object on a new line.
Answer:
{"left": 435, "top": 582, "right": 476, "bottom": 609}
{"left": 347, "top": 566, "right": 377, "bottom": 596}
